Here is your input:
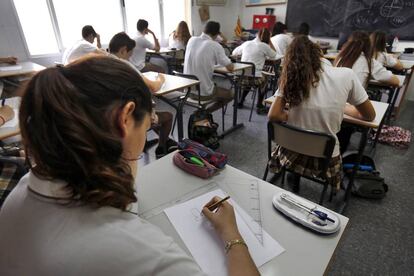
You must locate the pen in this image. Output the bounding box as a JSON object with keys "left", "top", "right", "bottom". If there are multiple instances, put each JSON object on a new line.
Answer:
{"left": 206, "top": 196, "right": 230, "bottom": 212}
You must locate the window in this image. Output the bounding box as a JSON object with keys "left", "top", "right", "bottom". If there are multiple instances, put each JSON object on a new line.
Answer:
{"left": 12, "top": 0, "right": 190, "bottom": 57}
{"left": 53, "top": 0, "right": 124, "bottom": 48}
{"left": 13, "top": 0, "right": 59, "bottom": 55}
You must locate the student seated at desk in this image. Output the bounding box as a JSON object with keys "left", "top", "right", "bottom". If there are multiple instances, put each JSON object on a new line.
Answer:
{"left": 271, "top": 22, "right": 292, "bottom": 56}
{"left": 62, "top": 25, "right": 106, "bottom": 65}
{"left": 109, "top": 32, "right": 177, "bottom": 158}
{"left": 268, "top": 36, "right": 375, "bottom": 190}
{"left": 169, "top": 21, "right": 191, "bottom": 50}
{"left": 184, "top": 21, "right": 234, "bottom": 112}
{"left": 232, "top": 28, "right": 277, "bottom": 113}
{"left": 370, "top": 31, "right": 404, "bottom": 71}
{"left": 130, "top": 19, "right": 164, "bottom": 73}
{"left": 0, "top": 56, "right": 259, "bottom": 276}
{"left": 334, "top": 31, "right": 400, "bottom": 87}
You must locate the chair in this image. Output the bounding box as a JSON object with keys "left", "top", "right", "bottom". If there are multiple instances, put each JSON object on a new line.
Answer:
{"left": 169, "top": 71, "right": 227, "bottom": 134}
{"left": 263, "top": 122, "right": 336, "bottom": 205}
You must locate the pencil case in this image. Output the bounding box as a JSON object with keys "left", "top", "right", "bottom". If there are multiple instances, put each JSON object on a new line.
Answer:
{"left": 178, "top": 139, "right": 227, "bottom": 169}
{"left": 173, "top": 149, "right": 219, "bottom": 179}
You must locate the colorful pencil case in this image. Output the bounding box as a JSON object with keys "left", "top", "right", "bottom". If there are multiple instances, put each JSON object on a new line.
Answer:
{"left": 173, "top": 149, "right": 219, "bottom": 179}
{"left": 178, "top": 139, "right": 228, "bottom": 169}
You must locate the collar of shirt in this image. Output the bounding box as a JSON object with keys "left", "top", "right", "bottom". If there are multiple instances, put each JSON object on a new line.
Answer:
{"left": 200, "top": 32, "right": 213, "bottom": 41}
{"left": 253, "top": 37, "right": 261, "bottom": 43}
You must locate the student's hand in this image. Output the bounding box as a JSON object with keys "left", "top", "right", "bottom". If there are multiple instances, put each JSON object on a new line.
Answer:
{"left": 95, "top": 33, "right": 101, "bottom": 40}
{"left": 0, "top": 105, "right": 15, "bottom": 125}
{"left": 1, "top": 56, "right": 18, "bottom": 65}
{"left": 147, "top": 29, "right": 155, "bottom": 35}
{"left": 202, "top": 196, "right": 242, "bottom": 242}
{"left": 157, "top": 73, "right": 165, "bottom": 84}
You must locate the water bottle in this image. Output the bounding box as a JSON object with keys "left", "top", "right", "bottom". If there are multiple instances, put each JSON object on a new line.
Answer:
{"left": 392, "top": 36, "right": 399, "bottom": 53}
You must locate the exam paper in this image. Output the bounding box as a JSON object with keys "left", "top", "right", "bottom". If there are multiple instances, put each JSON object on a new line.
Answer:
{"left": 164, "top": 189, "right": 285, "bottom": 276}
{"left": 0, "top": 65, "right": 22, "bottom": 72}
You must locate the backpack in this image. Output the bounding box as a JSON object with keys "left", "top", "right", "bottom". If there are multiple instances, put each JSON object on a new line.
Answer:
{"left": 342, "top": 152, "right": 388, "bottom": 199}
{"left": 372, "top": 125, "right": 411, "bottom": 149}
{"left": 188, "top": 110, "right": 220, "bottom": 150}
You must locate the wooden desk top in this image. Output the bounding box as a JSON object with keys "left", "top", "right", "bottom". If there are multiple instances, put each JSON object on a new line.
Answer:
{"left": 264, "top": 96, "right": 388, "bottom": 129}
{"left": 143, "top": 72, "right": 200, "bottom": 96}
{"left": 147, "top": 48, "right": 183, "bottom": 55}
{"left": 214, "top": 62, "right": 252, "bottom": 74}
{"left": 401, "top": 60, "right": 414, "bottom": 70}
{"left": 0, "top": 61, "right": 45, "bottom": 78}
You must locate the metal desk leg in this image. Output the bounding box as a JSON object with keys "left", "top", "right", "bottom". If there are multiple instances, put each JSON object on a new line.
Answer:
{"left": 219, "top": 73, "right": 245, "bottom": 138}
{"left": 338, "top": 127, "right": 369, "bottom": 214}
{"left": 386, "top": 86, "right": 401, "bottom": 123}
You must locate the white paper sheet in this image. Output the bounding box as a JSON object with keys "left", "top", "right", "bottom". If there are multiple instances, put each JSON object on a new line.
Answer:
{"left": 0, "top": 65, "right": 22, "bottom": 72}
{"left": 164, "top": 189, "right": 285, "bottom": 276}
{"left": 1, "top": 109, "right": 19, "bottom": 128}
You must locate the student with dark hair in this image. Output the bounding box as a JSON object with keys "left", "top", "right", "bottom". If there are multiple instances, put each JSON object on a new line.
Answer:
{"left": 232, "top": 28, "right": 278, "bottom": 113}
{"left": 62, "top": 25, "right": 105, "bottom": 65}
{"left": 130, "top": 19, "right": 164, "bottom": 73}
{"left": 334, "top": 31, "right": 400, "bottom": 87}
{"left": 370, "top": 31, "right": 403, "bottom": 71}
{"left": 268, "top": 36, "right": 375, "bottom": 191}
{"left": 109, "top": 32, "right": 177, "bottom": 158}
{"left": 298, "top": 22, "right": 310, "bottom": 36}
{"left": 270, "top": 22, "right": 292, "bottom": 55}
{"left": 0, "top": 56, "right": 259, "bottom": 276}
{"left": 184, "top": 21, "right": 235, "bottom": 112}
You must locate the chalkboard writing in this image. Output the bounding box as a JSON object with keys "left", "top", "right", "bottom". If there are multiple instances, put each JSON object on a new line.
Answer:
{"left": 286, "top": 0, "right": 414, "bottom": 40}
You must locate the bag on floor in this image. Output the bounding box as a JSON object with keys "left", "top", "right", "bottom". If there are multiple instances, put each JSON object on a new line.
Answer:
{"left": 188, "top": 110, "right": 220, "bottom": 150}
{"left": 372, "top": 125, "right": 411, "bottom": 149}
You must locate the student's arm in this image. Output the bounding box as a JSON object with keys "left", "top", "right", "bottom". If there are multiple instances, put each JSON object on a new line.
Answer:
{"left": 344, "top": 100, "right": 375, "bottom": 121}
{"left": 0, "top": 105, "right": 15, "bottom": 126}
{"left": 142, "top": 74, "right": 165, "bottom": 93}
{"left": 371, "top": 59, "right": 400, "bottom": 87}
{"left": 147, "top": 29, "right": 161, "bottom": 52}
{"left": 231, "top": 44, "right": 243, "bottom": 57}
{"left": 95, "top": 33, "right": 102, "bottom": 49}
{"left": 268, "top": 95, "right": 288, "bottom": 122}
{"left": 269, "top": 40, "right": 276, "bottom": 52}
{"left": 202, "top": 197, "right": 260, "bottom": 276}
{"left": 217, "top": 45, "right": 234, "bottom": 71}
{"left": 392, "top": 59, "right": 404, "bottom": 71}
{"left": 0, "top": 56, "right": 18, "bottom": 64}
{"left": 218, "top": 32, "right": 228, "bottom": 44}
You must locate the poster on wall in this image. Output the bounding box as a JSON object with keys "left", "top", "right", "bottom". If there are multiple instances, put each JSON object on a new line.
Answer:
{"left": 246, "top": 0, "right": 286, "bottom": 7}
{"left": 196, "top": 0, "right": 226, "bottom": 6}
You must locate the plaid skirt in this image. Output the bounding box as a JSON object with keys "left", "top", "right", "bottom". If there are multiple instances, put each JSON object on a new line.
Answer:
{"left": 269, "top": 145, "right": 342, "bottom": 190}
{"left": 240, "top": 75, "right": 268, "bottom": 91}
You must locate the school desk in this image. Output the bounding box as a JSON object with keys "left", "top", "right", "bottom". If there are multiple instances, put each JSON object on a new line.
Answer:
{"left": 142, "top": 72, "right": 200, "bottom": 141}
{"left": 0, "top": 97, "right": 21, "bottom": 140}
{"left": 135, "top": 152, "right": 349, "bottom": 276}
{"left": 0, "top": 61, "right": 45, "bottom": 78}
{"left": 214, "top": 62, "right": 252, "bottom": 138}
{"left": 146, "top": 48, "right": 184, "bottom": 74}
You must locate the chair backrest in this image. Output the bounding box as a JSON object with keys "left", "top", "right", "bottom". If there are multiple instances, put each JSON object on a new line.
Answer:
{"left": 237, "top": 61, "right": 255, "bottom": 77}
{"left": 172, "top": 71, "right": 202, "bottom": 104}
{"left": 267, "top": 122, "right": 336, "bottom": 161}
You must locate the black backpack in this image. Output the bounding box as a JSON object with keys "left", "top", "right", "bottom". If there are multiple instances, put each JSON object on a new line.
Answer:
{"left": 188, "top": 110, "right": 220, "bottom": 150}
{"left": 342, "top": 152, "right": 388, "bottom": 199}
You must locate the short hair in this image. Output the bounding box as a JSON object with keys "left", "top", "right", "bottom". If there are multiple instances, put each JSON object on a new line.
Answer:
{"left": 109, "top": 32, "right": 136, "bottom": 54}
{"left": 272, "top": 22, "right": 287, "bottom": 36}
{"left": 82, "top": 25, "right": 97, "bottom": 39}
{"left": 204, "top": 21, "right": 221, "bottom": 36}
{"left": 298, "top": 22, "right": 310, "bottom": 35}
{"left": 137, "top": 19, "right": 149, "bottom": 32}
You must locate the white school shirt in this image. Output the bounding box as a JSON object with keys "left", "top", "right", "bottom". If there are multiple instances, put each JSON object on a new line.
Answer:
{"left": 62, "top": 39, "right": 98, "bottom": 65}
{"left": 130, "top": 32, "right": 155, "bottom": 70}
{"left": 275, "top": 59, "right": 369, "bottom": 156}
{"left": 109, "top": 53, "right": 144, "bottom": 77}
{"left": 0, "top": 172, "right": 205, "bottom": 276}
{"left": 168, "top": 33, "right": 186, "bottom": 50}
{"left": 232, "top": 37, "right": 277, "bottom": 77}
{"left": 270, "top": 33, "right": 293, "bottom": 55}
{"left": 375, "top": 52, "right": 398, "bottom": 68}
{"left": 349, "top": 54, "right": 394, "bottom": 87}
{"left": 184, "top": 33, "right": 232, "bottom": 96}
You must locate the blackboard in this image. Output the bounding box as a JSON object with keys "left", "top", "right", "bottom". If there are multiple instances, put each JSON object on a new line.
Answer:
{"left": 286, "top": 0, "right": 414, "bottom": 40}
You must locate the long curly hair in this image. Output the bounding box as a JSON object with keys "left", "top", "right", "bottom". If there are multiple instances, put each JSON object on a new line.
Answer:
{"left": 19, "top": 56, "right": 153, "bottom": 211}
{"left": 278, "top": 35, "right": 323, "bottom": 107}
{"left": 334, "top": 31, "right": 372, "bottom": 85}
{"left": 173, "top": 21, "right": 191, "bottom": 46}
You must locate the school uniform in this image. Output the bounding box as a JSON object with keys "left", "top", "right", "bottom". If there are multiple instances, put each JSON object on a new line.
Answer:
{"left": 62, "top": 39, "right": 98, "bottom": 65}
{"left": 184, "top": 33, "right": 233, "bottom": 111}
{"left": 348, "top": 53, "right": 394, "bottom": 87}
{"left": 270, "top": 33, "right": 292, "bottom": 55}
{"left": 375, "top": 52, "right": 399, "bottom": 68}
{"left": 130, "top": 32, "right": 156, "bottom": 71}
{"left": 270, "top": 59, "right": 369, "bottom": 189}
{"left": 0, "top": 172, "right": 205, "bottom": 276}
{"left": 168, "top": 33, "right": 186, "bottom": 50}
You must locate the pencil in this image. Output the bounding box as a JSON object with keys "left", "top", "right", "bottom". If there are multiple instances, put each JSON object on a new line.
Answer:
{"left": 207, "top": 196, "right": 230, "bottom": 211}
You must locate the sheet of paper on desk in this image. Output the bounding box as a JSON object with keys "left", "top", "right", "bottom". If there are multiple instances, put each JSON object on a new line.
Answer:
{"left": 164, "top": 189, "right": 285, "bottom": 276}
{"left": 0, "top": 65, "right": 22, "bottom": 71}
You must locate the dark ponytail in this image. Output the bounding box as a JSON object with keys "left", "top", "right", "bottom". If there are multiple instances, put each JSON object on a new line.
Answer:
{"left": 19, "top": 56, "right": 153, "bottom": 210}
